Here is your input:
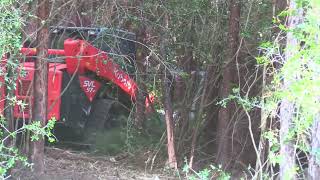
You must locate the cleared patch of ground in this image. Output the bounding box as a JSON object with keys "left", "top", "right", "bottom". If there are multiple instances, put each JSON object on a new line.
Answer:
{"left": 11, "top": 147, "right": 177, "bottom": 180}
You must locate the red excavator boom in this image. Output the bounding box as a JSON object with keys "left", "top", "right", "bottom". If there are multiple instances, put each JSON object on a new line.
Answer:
{"left": 1, "top": 38, "right": 152, "bottom": 120}
{"left": 63, "top": 39, "right": 138, "bottom": 99}
{"left": 20, "top": 39, "right": 138, "bottom": 100}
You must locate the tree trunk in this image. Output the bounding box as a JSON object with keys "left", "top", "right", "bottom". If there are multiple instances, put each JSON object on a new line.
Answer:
{"left": 4, "top": 71, "right": 15, "bottom": 148}
{"left": 308, "top": 116, "right": 320, "bottom": 178}
{"left": 160, "top": 11, "right": 178, "bottom": 169}
{"left": 134, "top": 25, "right": 148, "bottom": 129}
{"left": 162, "top": 71, "right": 178, "bottom": 169}
{"left": 279, "top": 99, "right": 295, "bottom": 179}
{"left": 30, "top": 0, "right": 50, "bottom": 174}
{"left": 216, "top": 0, "right": 240, "bottom": 169}
{"left": 279, "top": 1, "right": 303, "bottom": 179}
{"left": 256, "top": 0, "right": 288, "bottom": 174}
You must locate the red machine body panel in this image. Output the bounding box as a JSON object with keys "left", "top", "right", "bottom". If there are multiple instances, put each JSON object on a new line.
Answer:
{"left": 12, "top": 62, "right": 65, "bottom": 120}
{"left": 79, "top": 76, "right": 101, "bottom": 102}
{"left": 0, "top": 38, "right": 153, "bottom": 121}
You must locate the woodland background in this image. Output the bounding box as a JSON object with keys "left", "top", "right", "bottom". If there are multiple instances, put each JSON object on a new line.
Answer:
{"left": 1, "top": 0, "right": 320, "bottom": 179}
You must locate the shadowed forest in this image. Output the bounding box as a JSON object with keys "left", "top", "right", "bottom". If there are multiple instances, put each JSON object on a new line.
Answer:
{"left": 1, "top": 0, "right": 320, "bottom": 179}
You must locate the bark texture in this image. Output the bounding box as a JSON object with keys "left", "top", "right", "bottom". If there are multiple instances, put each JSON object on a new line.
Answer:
{"left": 279, "top": 1, "right": 303, "bottom": 179}
{"left": 160, "top": 12, "right": 177, "bottom": 169}
{"left": 30, "top": 0, "right": 50, "bottom": 174}
{"left": 162, "top": 72, "right": 178, "bottom": 169}
{"left": 134, "top": 25, "right": 147, "bottom": 129}
{"left": 279, "top": 99, "right": 296, "bottom": 179}
{"left": 216, "top": 0, "right": 240, "bottom": 169}
{"left": 308, "top": 117, "right": 320, "bottom": 179}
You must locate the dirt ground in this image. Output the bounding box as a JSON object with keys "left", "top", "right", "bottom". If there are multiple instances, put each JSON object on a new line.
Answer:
{"left": 11, "top": 147, "right": 177, "bottom": 180}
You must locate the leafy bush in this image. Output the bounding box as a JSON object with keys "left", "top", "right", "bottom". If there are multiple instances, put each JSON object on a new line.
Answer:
{"left": 182, "top": 160, "right": 231, "bottom": 180}
{"left": 0, "top": 118, "right": 56, "bottom": 178}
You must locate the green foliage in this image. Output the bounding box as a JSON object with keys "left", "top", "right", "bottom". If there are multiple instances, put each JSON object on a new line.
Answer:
{"left": 256, "top": 0, "right": 320, "bottom": 177}
{"left": 0, "top": 0, "right": 24, "bottom": 178}
{"left": 0, "top": 0, "right": 21, "bottom": 55}
{"left": 0, "top": 0, "right": 23, "bottom": 93}
{"left": 182, "top": 160, "right": 231, "bottom": 180}
{"left": 24, "top": 118, "right": 57, "bottom": 143}
{"left": 0, "top": 117, "right": 56, "bottom": 178}
{"left": 216, "top": 1, "right": 320, "bottom": 177}
{"left": 217, "top": 88, "right": 260, "bottom": 111}
{"left": 0, "top": 143, "right": 31, "bottom": 177}
{"left": 0, "top": 0, "right": 57, "bottom": 178}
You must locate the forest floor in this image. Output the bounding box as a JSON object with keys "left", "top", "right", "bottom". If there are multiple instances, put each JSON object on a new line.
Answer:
{"left": 11, "top": 147, "right": 177, "bottom": 180}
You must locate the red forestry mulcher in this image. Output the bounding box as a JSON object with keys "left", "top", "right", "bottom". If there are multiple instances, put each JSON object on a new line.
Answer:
{"left": 0, "top": 27, "right": 153, "bottom": 143}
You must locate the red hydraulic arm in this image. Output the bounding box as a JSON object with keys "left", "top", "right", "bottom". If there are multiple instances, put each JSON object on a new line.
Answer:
{"left": 1, "top": 39, "right": 152, "bottom": 120}
{"left": 63, "top": 39, "right": 138, "bottom": 99}
{"left": 21, "top": 39, "right": 138, "bottom": 100}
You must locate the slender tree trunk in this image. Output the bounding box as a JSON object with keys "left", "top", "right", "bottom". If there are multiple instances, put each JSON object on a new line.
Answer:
{"left": 134, "top": 25, "right": 147, "bottom": 129}
{"left": 30, "top": 0, "right": 50, "bottom": 174}
{"left": 175, "top": 44, "right": 196, "bottom": 156}
{"left": 256, "top": 0, "right": 288, "bottom": 174}
{"left": 279, "top": 99, "right": 296, "bottom": 179}
{"left": 279, "top": 1, "right": 303, "bottom": 179}
{"left": 189, "top": 70, "right": 208, "bottom": 169}
{"left": 216, "top": 0, "right": 240, "bottom": 169}
{"left": 255, "top": 65, "right": 267, "bottom": 175}
{"left": 3, "top": 66, "right": 15, "bottom": 177}
{"left": 308, "top": 116, "right": 320, "bottom": 178}
{"left": 307, "top": 4, "right": 320, "bottom": 177}
{"left": 162, "top": 71, "right": 178, "bottom": 169}
{"left": 4, "top": 72, "right": 15, "bottom": 148}
{"left": 160, "top": 11, "right": 177, "bottom": 169}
